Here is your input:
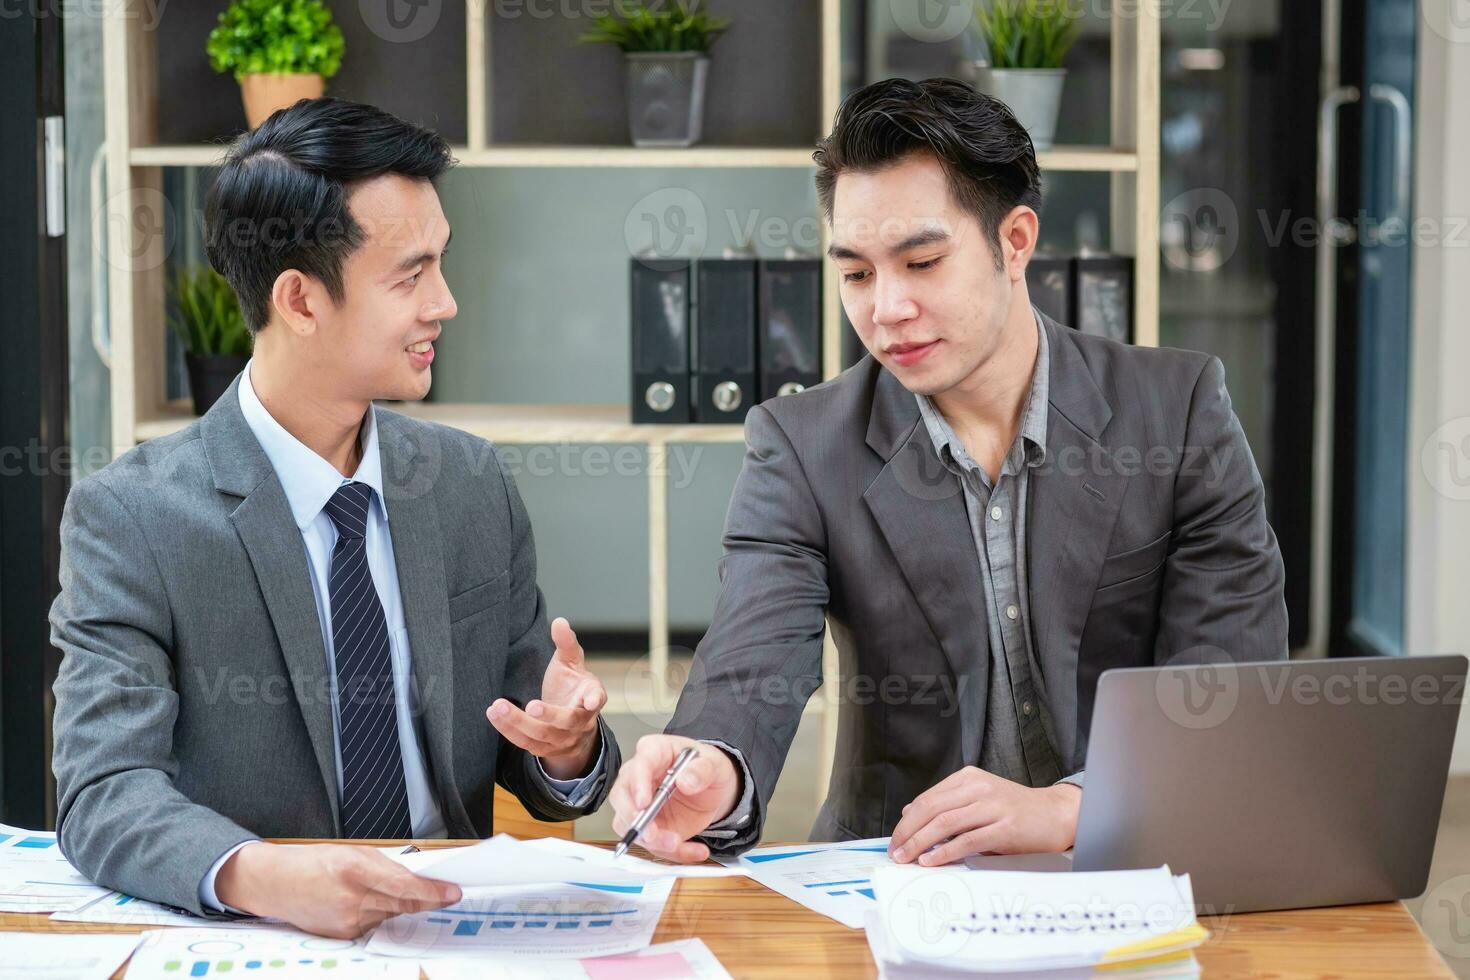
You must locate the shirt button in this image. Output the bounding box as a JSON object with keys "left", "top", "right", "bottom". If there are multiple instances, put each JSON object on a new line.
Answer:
{"left": 990, "top": 506, "right": 1002, "bottom": 521}
{"left": 1006, "top": 604, "right": 1019, "bottom": 620}
{"left": 1022, "top": 700, "right": 1034, "bottom": 716}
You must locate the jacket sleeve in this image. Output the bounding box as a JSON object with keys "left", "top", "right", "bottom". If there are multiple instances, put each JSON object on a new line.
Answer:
{"left": 1153, "top": 356, "right": 1290, "bottom": 667}
{"left": 666, "top": 404, "right": 830, "bottom": 853}
{"left": 50, "top": 476, "right": 259, "bottom": 918}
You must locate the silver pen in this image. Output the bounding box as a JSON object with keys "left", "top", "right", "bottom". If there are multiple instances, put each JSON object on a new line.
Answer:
{"left": 613, "top": 746, "right": 699, "bottom": 859}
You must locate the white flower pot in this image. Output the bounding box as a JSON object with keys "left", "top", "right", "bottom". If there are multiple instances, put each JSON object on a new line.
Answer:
{"left": 973, "top": 66, "right": 1068, "bottom": 151}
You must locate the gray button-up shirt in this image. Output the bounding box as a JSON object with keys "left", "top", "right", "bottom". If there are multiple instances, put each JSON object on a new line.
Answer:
{"left": 914, "top": 311, "right": 1065, "bottom": 788}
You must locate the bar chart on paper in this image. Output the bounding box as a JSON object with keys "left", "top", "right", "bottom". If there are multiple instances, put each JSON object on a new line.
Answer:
{"left": 0, "top": 822, "right": 112, "bottom": 913}
{"left": 123, "top": 928, "right": 418, "bottom": 979}
{"left": 366, "top": 879, "right": 674, "bottom": 960}
{"left": 729, "top": 839, "right": 900, "bottom": 929}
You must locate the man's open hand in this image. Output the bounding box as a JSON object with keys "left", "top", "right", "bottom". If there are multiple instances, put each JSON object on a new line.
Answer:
{"left": 487, "top": 617, "right": 606, "bottom": 779}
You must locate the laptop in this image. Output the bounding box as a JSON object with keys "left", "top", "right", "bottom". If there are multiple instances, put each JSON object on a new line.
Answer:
{"left": 966, "top": 655, "right": 1466, "bottom": 914}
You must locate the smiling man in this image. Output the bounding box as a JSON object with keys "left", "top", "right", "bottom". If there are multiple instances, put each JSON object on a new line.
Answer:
{"left": 50, "top": 98, "right": 618, "bottom": 937}
{"left": 608, "top": 78, "right": 1287, "bottom": 864}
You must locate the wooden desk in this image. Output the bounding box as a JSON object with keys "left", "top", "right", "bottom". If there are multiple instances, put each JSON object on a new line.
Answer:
{"left": 0, "top": 838, "right": 1452, "bottom": 978}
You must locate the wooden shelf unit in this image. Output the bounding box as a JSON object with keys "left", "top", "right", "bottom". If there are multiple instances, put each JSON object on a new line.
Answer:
{"left": 103, "top": 0, "right": 1160, "bottom": 817}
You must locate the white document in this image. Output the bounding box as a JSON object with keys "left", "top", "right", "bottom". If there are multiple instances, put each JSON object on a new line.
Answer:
{"left": 403, "top": 835, "right": 740, "bottom": 889}
{"left": 0, "top": 823, "right": 112, "bottom": 913}
{"left": 722, "top": 837, "right": 920, "bottom": 929}
{"left": 870, "top": 864, "right": 1205, "bottom": 973}
{"left": 123, "top": 927, "right": 419, "bottom": 980}
{"left": 0, "top": 932, "right": 143, "bottom": 980}
{"left": 365, "top": 877, "right": 675, "bottom": 961}
{"left": 417, "top": 938, "right": 732, "bottom": 979}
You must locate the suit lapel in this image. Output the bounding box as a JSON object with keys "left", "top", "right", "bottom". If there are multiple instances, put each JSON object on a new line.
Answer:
{"left": 376, "top": 412, "right": 463, "bottom": 836}
{"left": 201, "top": 377, "right": 342, "bottom": 833}
{"left": 1027, "top": 318, "right": 1129, "bottom": 762}
{"left": 861, "top": 369, "right": 989, "bottom": 766}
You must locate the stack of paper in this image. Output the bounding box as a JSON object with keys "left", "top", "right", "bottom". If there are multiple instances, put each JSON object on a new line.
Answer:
{"left": 866, "top": 865, "right": 1207, "bottom": 976}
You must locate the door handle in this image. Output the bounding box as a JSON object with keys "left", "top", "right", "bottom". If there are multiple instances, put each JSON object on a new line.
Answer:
{"left": 1317, "top": 85, "right": 1360, "bottom": 246}
{"left": 1368, "top": 82, "right": 1411, "bottom": 243}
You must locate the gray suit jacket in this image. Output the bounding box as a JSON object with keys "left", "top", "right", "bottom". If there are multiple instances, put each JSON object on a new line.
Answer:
{"left": 50, "top": 375, "right": 617, "bottom": 915}
{"left": 668, "top": 314, "right": 1288, "bottom": 847}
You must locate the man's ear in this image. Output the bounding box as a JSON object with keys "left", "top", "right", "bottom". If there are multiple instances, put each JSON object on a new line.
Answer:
{"left": 999, "top": 205, "right": 1040, "bottom": 282}
{"left": 270, "top": 269, "right": 319, "bottom": 338}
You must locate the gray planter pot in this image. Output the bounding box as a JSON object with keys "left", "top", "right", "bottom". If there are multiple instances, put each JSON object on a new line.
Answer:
{"left": 625, "top": 52, "right": 709, "bottom": 147}
{"left": 973, "top": 66, "right": 1068, "bottom": 151}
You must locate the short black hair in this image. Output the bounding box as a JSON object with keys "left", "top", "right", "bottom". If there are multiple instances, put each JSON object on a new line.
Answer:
{"left": 204, "top": 97, "right": 455, "bottom": 333}
{"left": 814, "top": 77, "right": 1041, "bottom": 266}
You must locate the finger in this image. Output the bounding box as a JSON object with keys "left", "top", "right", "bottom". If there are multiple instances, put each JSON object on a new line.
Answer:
{"left": 608, "top": 743, "right": 669, "bottom": 821}
{"left": 894, "top": 802, "right": 996, "bottom": 864}
{"left": 634, "top": 824, "right": 711, "bottom": 864}
{"left": 486, "top": 701, "right": 559, "bottom": 755}
{"left": 918, "top": 825, "right": 1006, "bottom": 867}
{"left": 890, "top": 786, "right": 974, "bottom": 854}
{"left": 550, "top": 617, "right": 585, "bottom": 668}
{"left": 628, "top": 736, "right": 682, "bottom": 809}
{"left": 524, "top": 698, "right": 597, "bottom": 732}
{"left": 349, "top": 853, "right": 463, "bottom": 908}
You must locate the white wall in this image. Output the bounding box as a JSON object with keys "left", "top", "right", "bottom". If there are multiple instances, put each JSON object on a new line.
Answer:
{"left": 1406, "top": 10, "right": 1470, "bottom": 771}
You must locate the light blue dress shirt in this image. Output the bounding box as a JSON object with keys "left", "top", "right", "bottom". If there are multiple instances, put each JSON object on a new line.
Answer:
{"left": 199, "top": 361, "right": 599, "bottom": 912}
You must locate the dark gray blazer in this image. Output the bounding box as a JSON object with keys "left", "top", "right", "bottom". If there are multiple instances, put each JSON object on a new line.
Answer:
{"left": 668, "top": 314, "right": 1288, "bottom": 847}
{"left": 49, "top": 376, "right": 617, "bottom": 915}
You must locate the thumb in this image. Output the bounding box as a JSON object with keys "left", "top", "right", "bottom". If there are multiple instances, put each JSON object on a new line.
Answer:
{"left": 550, "top": 617, "right": 584, "bottom": 668}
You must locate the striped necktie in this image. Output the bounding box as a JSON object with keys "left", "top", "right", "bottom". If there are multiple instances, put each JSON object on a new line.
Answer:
{"left": 323, "top": 481, "right": 411, "bottom": 840}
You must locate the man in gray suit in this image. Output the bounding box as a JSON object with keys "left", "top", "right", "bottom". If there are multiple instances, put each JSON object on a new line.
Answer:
{"left": 50, "top": 99, "right": 619, "bottom": 937}
{"left": 609, "top": 78, "right": 1287, "bottom": 865}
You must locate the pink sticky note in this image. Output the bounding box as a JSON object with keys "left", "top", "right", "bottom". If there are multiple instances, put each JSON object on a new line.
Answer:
{"left": 583, "top": 950, "right": 694, "bottom": 980}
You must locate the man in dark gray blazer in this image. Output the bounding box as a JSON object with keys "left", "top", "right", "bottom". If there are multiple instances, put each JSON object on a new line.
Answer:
{"left": 608, "top": 78, "right": 1287, "bottom": 865}
{"left": 50, "top": 99, "right": 618, "bottom": 937}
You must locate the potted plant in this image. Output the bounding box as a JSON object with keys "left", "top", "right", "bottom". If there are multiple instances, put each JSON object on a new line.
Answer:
{"left": 168, "top": 266, "right": 253, "bottom": 415}
{"left": 206, "top": 0, "right": 345, "bottom": 130}
{"left": 579, "top": 1, "right": 731, "bottom": 147}
{"left": 971, "top": 0, "right": 1080, "bottom": 151}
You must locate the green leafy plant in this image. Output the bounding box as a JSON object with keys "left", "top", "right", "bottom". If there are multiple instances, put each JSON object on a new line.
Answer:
{"left": 578, "top": 0, "right": 730, "bottom": 53}
{"left": 206, "top": 0, "right": 345, "bottom": 80}
{"left": 974, "top": 0, "right": 1080, "bottom": 70}
{"left": 168, "top": 267, "right": 253, "bottom": 357}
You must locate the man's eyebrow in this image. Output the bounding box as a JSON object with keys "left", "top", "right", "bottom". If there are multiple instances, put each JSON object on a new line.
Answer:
{"left": 390, "top": 227, "right": 452, "bottom": 275}
{"left": 826, "top": 227, "right": 951, "bottom": 261}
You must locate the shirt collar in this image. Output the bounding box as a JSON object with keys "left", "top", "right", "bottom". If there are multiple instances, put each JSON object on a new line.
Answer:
{"left": 237, "top": 360, "right": 387, "bottom": 532}
{"left": 915, "top": 307, "right": 1051, "bottom": 474}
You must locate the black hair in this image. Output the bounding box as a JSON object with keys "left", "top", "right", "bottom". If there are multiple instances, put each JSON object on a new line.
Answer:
{"left": 204, "top": 97, "right": 455, "bottom": 333}
{"left": 813, "top": 77, "right": 1042, "bottom": 266}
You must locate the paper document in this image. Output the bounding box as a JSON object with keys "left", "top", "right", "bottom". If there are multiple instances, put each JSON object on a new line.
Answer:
{"left": 722, "top": 837, "right": 953, "bottom": 929}
{"left": 122, "top": 927, "right": 418, "bottom": 980}
{"left": 366, "top": 877, "right": 675, "bottom": 961}
{"left": 0, "top": 932, "right": 143, "bottom": 980}
{"left": 869, "top": 864, "right": 1207, "bottom": 974}
{"left": 0, "top": 823, "right": 112, "bottom": 913}
{"left": 403, "top": 835, "right": 740, "bottom": 889}
{"left": 417, "top": 938, "right": 732, "bottom": 979}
